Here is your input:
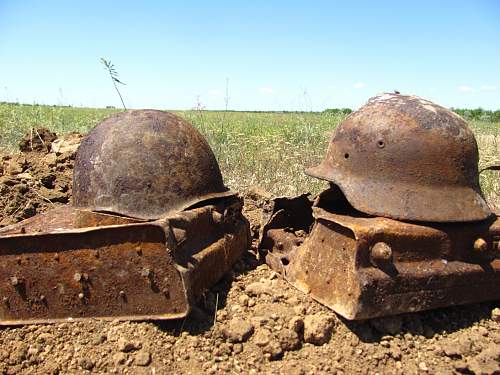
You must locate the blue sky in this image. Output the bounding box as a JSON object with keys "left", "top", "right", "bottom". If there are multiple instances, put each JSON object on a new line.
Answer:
{"left": 1, "top": 1, "right": 499, "bottom": 111}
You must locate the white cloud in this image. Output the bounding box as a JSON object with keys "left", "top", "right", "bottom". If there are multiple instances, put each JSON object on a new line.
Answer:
{"left": 458, "top": 85, "right": 474, "bottom": 93}
{"left": 353, "top": 82, "right": 366, "bottom": 89}
{"left": 480, "top": 85, "right": 497, "bottom": 92}
{"left": 208, "top": 89, "right": 223, "bottom": 97}
{"left": 259, "top": 87, "right": 275, "bottom": 95}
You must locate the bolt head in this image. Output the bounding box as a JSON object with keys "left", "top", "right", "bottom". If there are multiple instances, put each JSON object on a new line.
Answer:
{"left": 10, "top": 276, "right": 19, "bottom": 286}
{"left": 74, "top": 272, "right": 82, "bottom": 282}
{"left": 473, "top": 238, "right": 488, "bottom": 253}
{"left": 78, "top": 293, "right": 85, "bottom": 300}
{"left": 371, "top": 242, "right": 393, "bottom": 262}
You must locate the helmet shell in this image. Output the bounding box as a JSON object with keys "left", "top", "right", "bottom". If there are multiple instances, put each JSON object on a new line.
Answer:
{"left": 307, "top": 93, "right": 492, "bottom": 222}
{"left": 73, "top": 110, "right": 234, "bottom": 219}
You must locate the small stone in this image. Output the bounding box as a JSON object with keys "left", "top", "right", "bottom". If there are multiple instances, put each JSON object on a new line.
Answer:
{"left": 277, "top": 328, "right": 301, "bottom": 351}
{"left": 442, "top": 341, "right": 461, "bottom": 358}
{"left": 245, "top": 282, "right": 272, "bottom": 297}
{"left": 288, "top": 316, "right": 304, "bottom": 334}
{"left": 238, "top": 294, "right": 250, "bottom": 307}
{"left": 253, "top": 328, "right": 272, "bottom": 347}
{"left": 453, "top": 360, "right": 469, "bottom": 373}
{"left": 223, "top": 318, "right": 254, "bottom": 343}
{"left": 389, "top": 345, "right": 402, "bottom": 360}
{"left": 491, "top": 308, "right": 500, "bottom": 322}
{"left": 263, "top": 340, "right": 283, "bottom": 360}
{"left": 251, "top": 316, "right": 269, "bottom": 327}
{"left": 113, "top": 352, "right": 127, "bottom": 366}
{"left": 303, "top": 314, "right": 335, "bottom": 345}
{"left": 9, "top": 341, "right": 28, "bottom": 365}
{"left": 79, "top": 358, "right": 95, "bottom": 370}
{"left": 91, "top": 333, "right": 107, "bottom": 345}
{"left": 467, "top": 344, "right": 500, "bottom": 375}
{"left": 458, "top": 336, "right": 473, "bottom": 356}
{"left": 418, "top": 362, "right": 428, "bottom": 372}
{"left": 117, "top": 337, "right": 142, "bottom": 352}
{"left": 233, "top": 343, "right": 243, "bottom": 354}
{"left": 134, "top": 351, "right": 151, "bottom": 366}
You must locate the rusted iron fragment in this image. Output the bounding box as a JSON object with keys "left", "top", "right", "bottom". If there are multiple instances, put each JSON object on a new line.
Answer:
{"left": 0, "top": 197, "right": 249, "bottom": 325}
{"left": 261, "top": 190, "right": 500, "bottom": 320}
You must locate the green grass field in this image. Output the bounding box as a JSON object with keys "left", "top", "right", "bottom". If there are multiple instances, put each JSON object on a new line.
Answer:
{"left": 1, "top": 103, "right": 498, "bottom": 208}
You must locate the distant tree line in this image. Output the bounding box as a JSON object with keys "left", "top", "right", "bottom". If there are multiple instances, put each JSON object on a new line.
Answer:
{"left": 323, "top": 108, "right": 353, "bottom": 115}
{"left": 450, "top": 108, "right": 500, "bottom": 122}
{"left": 324, "top": 107, "right": 500, "bottom": 123}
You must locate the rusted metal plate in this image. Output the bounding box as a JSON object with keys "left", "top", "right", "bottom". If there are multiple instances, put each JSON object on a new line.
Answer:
{"left": 0, "top": 223, "right": 188, "bottom": 325}
{"left": 262, "top": 192, "right": 500, "bottom": 320}
{"left": 0, "top": 198, "right": 249, "bottom": 325}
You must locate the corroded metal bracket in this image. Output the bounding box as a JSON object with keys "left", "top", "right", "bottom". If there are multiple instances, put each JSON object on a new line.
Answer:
{"left": 0, "top": 197, "right": 249, "bottom": 325}
{"left": 261, "top": 190, "right": 500, "bottom": 320}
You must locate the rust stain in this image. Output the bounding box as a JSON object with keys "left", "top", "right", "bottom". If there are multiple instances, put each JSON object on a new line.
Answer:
{"left": 306, "top": 93, "right": 492, "bottom": 222}
{"left": 261, "top": 188, "right": 500, "bottom": 320}
{"left": 73, "top": 110, "right": 235, "bottom": 220}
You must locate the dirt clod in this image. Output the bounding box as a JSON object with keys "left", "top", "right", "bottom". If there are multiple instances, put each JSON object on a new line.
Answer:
{"left": 117, "top": 337, "right": 142, "bottom": 353}
{"left": 303, "top": 314, "right": 335, "bottom": 345}
{"left": 18, "top": 128, "right": 57, "bottom": 152}
{"left": 223, "top": 318, "right": 254, "bottom": 343}
{"left": 134, "top": 350, "right": 152, "bottom": 366}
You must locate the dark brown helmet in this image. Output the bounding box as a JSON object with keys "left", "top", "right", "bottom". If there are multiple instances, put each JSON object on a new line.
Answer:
{"left": 73, "top": 110, "right": 234, "bottom": 220}
{"left": 307, "top": 93, "right": 492, "bottom": 222}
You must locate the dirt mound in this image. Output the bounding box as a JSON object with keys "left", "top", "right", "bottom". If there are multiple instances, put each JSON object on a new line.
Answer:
{"left": 0, "top": 133, "right": 498, "bottom": 375}
{"left": 0, "top": 131, "right": 82, "bottom": 227}
{"left": 18, "top": 127, "right": 57, "bottom": 153}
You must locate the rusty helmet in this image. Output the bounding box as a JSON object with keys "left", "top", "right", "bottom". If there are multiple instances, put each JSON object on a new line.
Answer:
{"left": 307, "top": 93, "right": 492, "bottom": 222}
{"left": 73, "top": 110, "right": 234, "bottom": 220}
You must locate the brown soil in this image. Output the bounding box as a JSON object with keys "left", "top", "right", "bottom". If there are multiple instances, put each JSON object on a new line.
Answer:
{"left": 0, "top": 131, "right": 499, "bottom": 375}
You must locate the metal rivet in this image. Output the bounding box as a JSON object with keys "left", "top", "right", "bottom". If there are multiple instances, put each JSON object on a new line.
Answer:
{"left": 16, "top": 257, "right": 22, "bottom": 265}
{"left": 276, "top": 242, "right": 284, "bottom": 250}
{"left": 93, "top": 250, "right": 100, "bottom": 258}
{"left": 40, "top": 295, "right": 46, "bottom": 302}
{"left": 135, "top": 246, "right": 142, "bottom": 256}
{"left": 73, "top": 272, "right": 82, "bottom": 282}
{"left": 119, "top": 290, "right": 126, "bottom": 298}
{"left": 2, "top": 297, "right": 8, "bottom": 305}
{"left": 371, "top": 242, "right": 393, "bottom": 262}
{"left": 377, "top": 139, "right": 385, "bottom": 149}
{"left": 78, "top": 293, "right": 85, "bottom": 300}
{"left": 473, "top": 238, "right": 488, "bottom": 253}
{"left": 54, "top": 253, "right": 60, "bottom": 261}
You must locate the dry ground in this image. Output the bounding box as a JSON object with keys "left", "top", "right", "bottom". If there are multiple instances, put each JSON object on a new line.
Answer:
{"left": 0, "top": 131, "right": 499, "bottom": 375}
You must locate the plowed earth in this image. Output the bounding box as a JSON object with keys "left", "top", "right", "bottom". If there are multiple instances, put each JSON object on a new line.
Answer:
{"left": 0, "top": 130, "right": 498, "bottom": 375}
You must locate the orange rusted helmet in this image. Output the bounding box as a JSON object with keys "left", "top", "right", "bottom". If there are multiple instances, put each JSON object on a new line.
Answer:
{"left": 73, "top": 110, "right": 234, "bottom": 220}
{"left": 307, "top": 93, "right": 492, "bottom": 222}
